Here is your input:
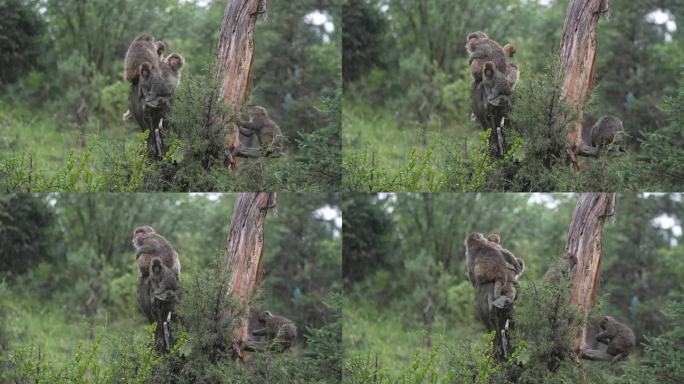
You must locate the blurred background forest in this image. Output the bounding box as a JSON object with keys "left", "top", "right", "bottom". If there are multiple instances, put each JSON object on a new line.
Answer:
{"left": 343, "top": 0, "right": 684, "bottom": 191}
{"left": 0, "top": 193, "right": 342, "bottom": 383}
{"left": 0, "top": 0, "right": 341, "bottom": 192}
{"left": 343, "top": 193, "right": 684, "bottom": 383}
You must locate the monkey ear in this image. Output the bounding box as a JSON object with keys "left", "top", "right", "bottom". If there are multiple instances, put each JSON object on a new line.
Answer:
{"left": 156, "top": 41, "right": 166, "bottom": 56}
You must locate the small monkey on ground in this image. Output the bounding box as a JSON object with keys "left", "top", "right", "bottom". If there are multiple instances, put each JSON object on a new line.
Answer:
{"left": 251, "top": 310, "right": 297, "bottom": 352}
{"left": 238, "top": 106, "right": 285, "bottom": 158}
{"left": 149, "top": 257, "right": 179, "bottom": 303}
{"left": 596, "top": 315, "right": 636, "bottom": 364}
{"left": 487, "top": 233, "right": 524, "bottom": 300}
{"left": 465, "top": 31, "right": 509, "bottom": 85}
{"left": 132, "top": 226, "right": 181, "bottom": 280}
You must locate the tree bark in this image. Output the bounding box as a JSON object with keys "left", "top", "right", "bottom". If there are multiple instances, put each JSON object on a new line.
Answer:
{"left": 216, "top": 0, "right": 267, "bottom": 169}
{"left": 224, "top": 192, "right": 277, "bottom": 361}
{"left": 558, "top": 0, "right": 610, "bottom": 167}
{"left": 564, "top": 193, "right": 615, "bottom": 353}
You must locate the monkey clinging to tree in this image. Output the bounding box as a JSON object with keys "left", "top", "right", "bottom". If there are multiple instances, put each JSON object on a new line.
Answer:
{"left": 237, "top": 106, "right": 285, "bottom": 158}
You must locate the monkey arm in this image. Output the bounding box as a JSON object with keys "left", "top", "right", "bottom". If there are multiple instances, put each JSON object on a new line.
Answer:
{"left": 252, "top": 327, "right": 268, "bottom": 336}
{"left": 238, "top": 126, "right": 256, "bottom": 136}
{"left": 596, "top": 331, "right": 610, "bottom": 344}
{"left": 499, "top": 249, "right": 520, "bottom": 270}
{"left": 238, "top": 120, "right": 259, "bottom": 130}
{"left": 136, "top": 241, "right": 160, "bottom": 256}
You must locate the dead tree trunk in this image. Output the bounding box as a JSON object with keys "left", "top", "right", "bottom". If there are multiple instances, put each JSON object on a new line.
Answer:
{"left": 224, "top": 192, "right": 277, "bottom": 362}
{"left": 564, "top": 193, "right": 615, "bottom": 354}
{"left": 558, "top": 0, "right": 610, "bottom": 167}
{"left": 216, "top": 0, "right": 267, "bottom": 169}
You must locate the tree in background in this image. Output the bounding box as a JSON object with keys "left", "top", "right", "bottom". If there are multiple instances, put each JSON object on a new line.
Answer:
{"left": 0, "top": 0, "right": 45, "bottom": 88}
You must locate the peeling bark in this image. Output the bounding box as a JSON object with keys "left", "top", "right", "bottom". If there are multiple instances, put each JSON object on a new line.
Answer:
{"left": 224, "top": 192, "right": 277, "bottom": 360}
{"left": 558, "top": 0, "right": 610, "bottom": 166}
{"left": 564, "top": 193, "right": 615, "bottom": 353}
{"left": 216, "top": 0, "right": 267, "bottom": 169}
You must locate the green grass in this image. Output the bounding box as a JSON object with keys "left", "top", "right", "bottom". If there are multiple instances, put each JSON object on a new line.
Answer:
{"left": 2, "top": 286, "right": 146, "bottom": 369}
{"left": 344, "top": 298, "right": 485, "bottom": 379}
{"left": 0, "top": 102, "right": 139, "bottom": 179}
{"left": 342, "top": 99, "right": 513, "bottom": 192}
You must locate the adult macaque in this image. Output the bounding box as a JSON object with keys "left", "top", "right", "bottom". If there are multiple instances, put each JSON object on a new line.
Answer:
{"left": 132, "top": 225, "right": 181, "bottom": 280}
{"left": 465, "top": 31, "right": 509, "bottom": 85}
{"left": 237, "top": 106, "right": 285, "bottom": 158}
{"left": 596, "top": 315, "right": 636, "bottom": 364}
{"left": 251, "top": 310, "right": 297, "bottom": 352}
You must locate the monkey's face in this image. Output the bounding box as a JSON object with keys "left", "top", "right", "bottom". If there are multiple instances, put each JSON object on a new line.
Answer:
{"left": 151, "top": 258, "right": 162, "bottom": 274}
{"left": 166, "top": 53, "right": 184, "bottom": 72}
{"left": 133, "top": 226, "right": 155, "bottom": 245}
{"left": 465, "top": 31, "right": 488, "bottom": 51}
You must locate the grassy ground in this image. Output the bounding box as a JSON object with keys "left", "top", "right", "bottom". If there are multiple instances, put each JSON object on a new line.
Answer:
{"left": 342, "top": 98, "right": 505, "bottom": 191}
{"left": 0, "top": 102, "right": 140, "bottom": 180}
{"left": 2, "top": 286, "right": 146, "bottom": 369}
{"left": 344, "top": 298, "right": 484, "bottom": 378}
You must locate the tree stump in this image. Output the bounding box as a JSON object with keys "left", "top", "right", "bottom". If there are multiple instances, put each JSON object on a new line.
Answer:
{"left": 475, "top": 282, "right": 514, "bottom": 360}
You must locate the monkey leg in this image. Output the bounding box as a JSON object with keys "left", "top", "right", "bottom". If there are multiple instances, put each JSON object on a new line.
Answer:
{"left": 580, "top": 348, "right": 614, "bottom": 362}
{"left": 252, "top": 327, "right": 267, "bottom": 336}
{"left": 136, "top": 275, "right": 155, "bottom": 323}
{"left": 236, "top": 146, "right": 262, "bottom": 158}
{"left": 610, "top": 352, "right": 628, "bottom": 365}
{"left": 474, "top": 282, "right": 496, "bottom": 332}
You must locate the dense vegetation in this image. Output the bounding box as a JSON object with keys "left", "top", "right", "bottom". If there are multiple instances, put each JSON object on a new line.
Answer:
{"left": 343, "top": 193, "right": 684, "bottom": 383}
{"left": 342, "top": 0, "right": 684, "bottom": 191}
{"left": 0, "top": 0, "right": 341, "bottom": 192}
{"left": 0, "top": 193, "right": 342, "bottom": 383}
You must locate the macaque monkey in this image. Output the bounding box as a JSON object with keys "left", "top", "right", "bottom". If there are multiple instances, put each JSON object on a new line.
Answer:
{"left": 464, "top": 232, "right": 510, "bottom": 297}
{"left": 466, "top": 31, "right": 509, "bottom": 85}
{"left": 487, "top": 233, "right": 524, "bottom": 300}
{"left": 132, "top": 226, "right": 181, "bottom": 280}
{"left": 237, "top": 106, "right": 285, "bottom": 158}
{"left": 149, "top": 257, "right": 179, "bottom": 303}
{"left": 160, "top": 53, "right": 184, "bottom": 94}
{"left": 123, "top": 34, "right": 163, "bottom": 83}
{"left": 251, "top": 310, "right": 297, "bottom": 352}
{"left": 482, "top": 62, "right": 512, "bottom": 108}
{"left": 596, "top": 316, "right": 636, "bottom": 364}
{"left": 590, "top": 115, "right": 626, "bottom": 153}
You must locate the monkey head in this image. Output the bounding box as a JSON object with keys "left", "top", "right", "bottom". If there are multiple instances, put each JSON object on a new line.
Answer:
{"left": 133, "top": 225, "right": 156, "bottom": 247}
{"left": 465, "top": 31, "right": 488, "bottom": 52}
{"left": 465, "top": 232, "right": 487, "bottom": 248}
{"left": 165, "top": 53, "right": 184, "bottom": 72}
{"left": 251, "top": 106, "right": 269, "bottom": 120}
{"left": 487, "top": 233, "right": 501, "bottom": 244}
{"left": 599, "top": 315, "right": 616, "bottom": 330}
{"left": 150, "top": 257, "right": 163, "bottom": 275}
{"left": 257, "top": 310, "right": 273, "bottom": 323}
